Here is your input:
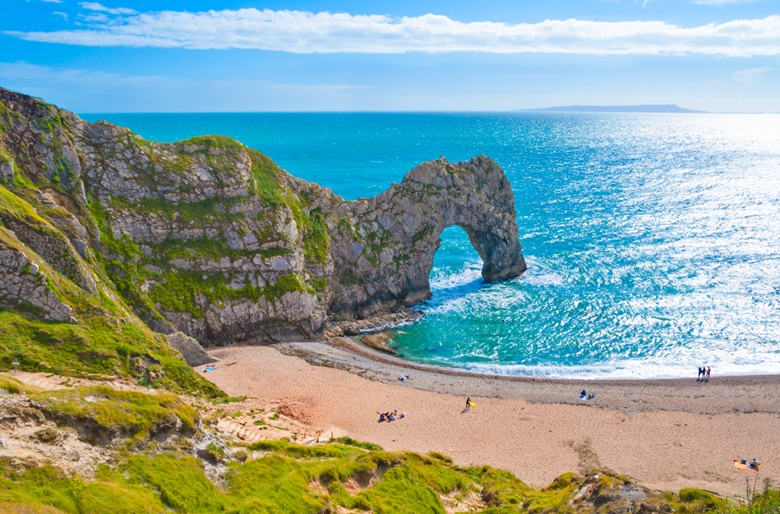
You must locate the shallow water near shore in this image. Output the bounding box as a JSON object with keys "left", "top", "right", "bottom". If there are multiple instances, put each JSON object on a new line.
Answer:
{"left": 82, "top": 111, "right": 780, "bottom": 379}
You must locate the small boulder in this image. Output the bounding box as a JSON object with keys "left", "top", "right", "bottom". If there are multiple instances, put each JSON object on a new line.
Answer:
{"left": 167, "top": 332, "right": 216, "bottom": 367}
{"left": 35, "top": 427, "right": 59, "bottom": 443}
{"left": 361, "top": 331, "right": 397, "bottom": 354}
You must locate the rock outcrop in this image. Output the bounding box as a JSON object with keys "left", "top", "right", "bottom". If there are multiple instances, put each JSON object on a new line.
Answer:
{"left": 322, "top": 155, "right": 526, "bottom": 321}
{"left": 167, "top": 332, "right": 217, "bottom": 367}
{"left": 0, "top": 239, "right": 76, "bottom": 323}
{"left": 0, "top": 87, "right": 526, "bottom": 347}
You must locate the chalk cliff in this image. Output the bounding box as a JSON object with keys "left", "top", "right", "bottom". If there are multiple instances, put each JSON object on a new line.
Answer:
{"left": 0, "top": 87, "right": 525, "bottom": 347}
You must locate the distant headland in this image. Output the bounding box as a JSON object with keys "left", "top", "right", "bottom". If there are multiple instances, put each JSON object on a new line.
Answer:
{"left": 519, "top": 104, "right": 706, "bottom": 113}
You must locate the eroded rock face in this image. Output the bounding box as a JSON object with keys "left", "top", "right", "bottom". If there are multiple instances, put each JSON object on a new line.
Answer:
{"left": 0, "top": 240, "right": 76, "bottom": 323}
{"left": 321, "top": 156, "right": 526, "bottom": 320}
{"left": 0, "top": 87, "right": 526, "bottom": 346}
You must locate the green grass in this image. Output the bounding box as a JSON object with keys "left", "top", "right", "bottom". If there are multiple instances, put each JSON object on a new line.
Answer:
{"left": 0, "top": 464, "right": 168, "bottom": 514}
{"left": 0, "top": 438, "right": 773, "bottom": 514}
{"left": 465, "top": 465, "right": 529, "bottom": 511}
{"left": 0, "top": 307, "right": 223, "bottom": 398}
{"left": 146, "top": 236, "right": 292, "bottom": 264}
{"left": 717, "top": 489, "right": 780, "bottom": 514}
{"left": 303, "top": 208, "right": 329, "bottom": 264}
{"left": 34, "top": 385, "right": 198, "bottom": 440}
{"left": 330, "top": 436, "right": 383, "bottom": 451}
{"left": 357, "top": 453, "right": 472, "bottom": 514}
{"left": 179, "top": 135, "right": 245, "bottom": 151}
{"left": 0, "top": 184, "right": 49, "bottom": 224}
{"left": 0, "top": 373, "right": 44, "bottom": 395}
{"left": 123, "top": 454, "right": 225, "bottom": 513}
{"left": 137, "top": 196, "right": 247, "bottom": 225}
{"left": 247, "top": 148, "right": 285, "bottom": 207}
{"left": 0, "top": 102, "right": 28, "bottom": 136}
{"left": 0, "top": 225, "right": 224, "bottom": 398}
{"left": 148, "top": 268, "right": 311, "bottom": 319}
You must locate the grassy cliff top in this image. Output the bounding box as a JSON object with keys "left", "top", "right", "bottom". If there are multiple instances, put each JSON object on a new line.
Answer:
{"left": 0, "top": 435, "right": 771, "bottom": 514}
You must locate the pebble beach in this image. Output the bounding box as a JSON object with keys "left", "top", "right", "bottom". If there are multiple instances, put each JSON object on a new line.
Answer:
{"left": 202, "top": 340, "right": 780, "bottom": 498}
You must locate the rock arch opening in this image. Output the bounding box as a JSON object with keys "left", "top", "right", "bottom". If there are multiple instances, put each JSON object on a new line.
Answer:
{"left": 428, "top": 225, "right": 485, "bottom": 297}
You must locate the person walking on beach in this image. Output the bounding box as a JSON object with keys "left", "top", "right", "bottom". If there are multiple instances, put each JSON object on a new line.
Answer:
{"left": 465, "top": 397, "right": 471, "bottom": 411}
{"left": 706, "top": 367, "right": 711, "bottom": 381}
{"left": 697, "top": 367, "right": 702, "bottom": 381}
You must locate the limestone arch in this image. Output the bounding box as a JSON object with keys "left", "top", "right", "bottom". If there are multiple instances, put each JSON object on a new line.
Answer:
{"left": 327, "top": 155, "right": 527, "bottom": 320}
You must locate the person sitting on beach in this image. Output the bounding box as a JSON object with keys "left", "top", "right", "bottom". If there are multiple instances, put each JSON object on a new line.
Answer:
{"left": 580, "top": 390, "right": 587, "bottom": 400}
{"left": 399, "top": 374, "right": 407, "bottom": 381}
{"left": 749, "top": 458, "right": 759, "bottom": 470}
{"left": 378, "top": 412, "right": 387, "bottom": 422}
{"left": 399, "top": 412, "right": 406, "bottom": 419}
{"left": 387, "top": 412, "right": 395, "bottom": 421}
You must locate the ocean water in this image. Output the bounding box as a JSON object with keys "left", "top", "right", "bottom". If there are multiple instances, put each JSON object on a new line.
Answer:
{"left": 81, "top": 112, "right": 780, "bottom": 379}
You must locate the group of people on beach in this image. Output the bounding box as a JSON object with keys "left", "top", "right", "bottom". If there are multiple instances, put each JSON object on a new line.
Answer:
{"left": 737, "top": 458, "right": 761, "bottom": 471}
{"left": 377, "top": 409, "right": 406, "bottom": 422}
{"left": 697, "top": 366, "right": 711, "bottom": 381}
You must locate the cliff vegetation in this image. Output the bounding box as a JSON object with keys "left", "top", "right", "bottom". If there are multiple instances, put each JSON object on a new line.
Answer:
{"left": 0, "top": 86, "right": 525, "bottom": 356}
{"left": 2, "top": 379, "right": 775, "bottom": 514}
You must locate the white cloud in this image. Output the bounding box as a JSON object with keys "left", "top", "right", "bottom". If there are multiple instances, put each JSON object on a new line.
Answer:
{"left": 730, "top": 66, "right": 773, "bottom": 83}
{"left": 4, "top": 9, "right": 780, "bottom": 57}
{"left": 40, "top": 0, "right": 64, "bottom": 3}
{"left": 53, "top": 12, "right": 68, "bottom": 20}
{"left": 79, "top": 2, "right": 137, "bottom": 15}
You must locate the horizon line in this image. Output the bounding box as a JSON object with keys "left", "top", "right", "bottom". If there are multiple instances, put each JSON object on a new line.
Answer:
{"left": 78, "top": 110, "right": 773, "bottom": 115}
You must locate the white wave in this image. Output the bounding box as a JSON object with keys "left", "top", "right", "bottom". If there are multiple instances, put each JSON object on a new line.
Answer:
{"left": 516, "top": 259, "right": 565, "bottom": 287}
{"left": 429, "top": 260, "right": 483, "bottom": 291}
{"left": 458, "top": 344, "right": 780, "bottom": 380}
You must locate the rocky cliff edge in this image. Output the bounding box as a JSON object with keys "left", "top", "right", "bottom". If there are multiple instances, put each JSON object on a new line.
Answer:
{"left": 0, "top": 87, "right": 526, "bottom": 347}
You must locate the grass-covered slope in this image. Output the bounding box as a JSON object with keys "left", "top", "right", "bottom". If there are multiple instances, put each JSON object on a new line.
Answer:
{"left": 0, "top": 181, "right": 222, "bottom": 397}
{"left": 0, "top": 214, "right": 222, "bottom": 397}
{"left": 1, "top": 437, "right": 773, "bottom": 514}
{"left": 1, "top": 371, "right": 775, "bottom": 514}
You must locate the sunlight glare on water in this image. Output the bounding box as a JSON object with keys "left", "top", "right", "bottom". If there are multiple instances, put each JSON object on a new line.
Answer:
{"left": 83, "top": 111, "right": 780, "bottom": 379}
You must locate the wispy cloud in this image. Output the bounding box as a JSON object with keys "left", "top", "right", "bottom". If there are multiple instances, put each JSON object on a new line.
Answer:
{"left": 78, "top": 13, "right": 110, "bottom": 23}
{"left": 730, "top": 67, "right": 773, "bottom": 84}
{"left": 79, "top": 2, "right": 136, "bottom": 15}
{"left": 53, "top": 11, "right": 68, "bottom": 20}
{"left": 5, "top": 9, "right": 780, "bottom": 56}
{"left": 0, "top": 61, "right": 371, "bottom": 112}
{"left": 39, "top": 0, "right": 64, "bottom": 3}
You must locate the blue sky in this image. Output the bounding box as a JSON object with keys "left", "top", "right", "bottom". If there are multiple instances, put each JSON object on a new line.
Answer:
{"left": 1, "top": 0, "right": 779, "bottom": 112}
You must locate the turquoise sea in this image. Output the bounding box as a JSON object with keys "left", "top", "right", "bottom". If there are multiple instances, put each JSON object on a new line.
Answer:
{"left": 81, "top": 112, "right": 780, "bottom": 379}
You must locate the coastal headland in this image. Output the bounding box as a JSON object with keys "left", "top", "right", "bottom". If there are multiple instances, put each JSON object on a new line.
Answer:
{"left": 0, "top": 86, "right": 525, "bottom": 348}
{"left": 1, "top": 86, "right": 778, "bottom": 512}
{"left": 203, "top": 340, "right": 780, "bottom": 498}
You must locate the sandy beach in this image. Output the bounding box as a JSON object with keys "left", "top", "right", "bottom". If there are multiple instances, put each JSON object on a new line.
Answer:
{"left": 203, "top": 340, "right": 780, "bottom": 498}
